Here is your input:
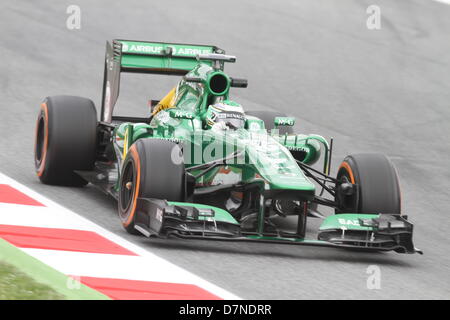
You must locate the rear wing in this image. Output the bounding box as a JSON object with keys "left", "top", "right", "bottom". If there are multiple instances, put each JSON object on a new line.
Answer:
{"left": 101, "top": 39, "right": 224, "bottom": 122}
{"left": 118, "top": 39, "right": 223, "bottom": 75}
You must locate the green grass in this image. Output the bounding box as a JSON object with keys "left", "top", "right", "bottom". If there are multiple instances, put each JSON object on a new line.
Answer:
{"left": 0, "top": 239, "right": 109, "bottom": 300}
{"left": 0, "top": 261, "right": 65, "bottom": 300}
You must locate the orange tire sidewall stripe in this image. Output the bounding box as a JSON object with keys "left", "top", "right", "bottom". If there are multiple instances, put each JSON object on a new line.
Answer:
{"left": 36, "top": 103, "right": 49, "bottom": 177}
{"left": 339, "top": 161, "right": 355, "bottom": 184}
{"left": 122, "top": 144, "right": 141, "bottom": 228}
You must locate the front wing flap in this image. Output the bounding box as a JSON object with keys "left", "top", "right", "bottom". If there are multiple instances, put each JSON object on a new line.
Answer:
{"left": 132, "top": 198, "right": 422, "bottom": 254}
{"left": 318, "top": 214, "right": 422, "bottom": 254}
{"left": 133, "top": 198, "right": 240, "bottom": 238}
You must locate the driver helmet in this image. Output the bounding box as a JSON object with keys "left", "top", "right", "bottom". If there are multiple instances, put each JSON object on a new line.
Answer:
{"left": 205, "top": 100, "right": 245, "bottom": 130}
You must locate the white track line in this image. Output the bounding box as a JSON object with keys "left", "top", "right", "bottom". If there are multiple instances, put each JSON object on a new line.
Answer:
{"left": 0, "top": 172, "right": 240, "bottom": 300}
{"left": 22, "top": 248, "right": 209, "bottom": 284}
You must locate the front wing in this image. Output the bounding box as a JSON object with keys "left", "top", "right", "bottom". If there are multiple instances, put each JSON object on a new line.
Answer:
{"left": 131, "top": 198, "right": 422, "bottom": 254}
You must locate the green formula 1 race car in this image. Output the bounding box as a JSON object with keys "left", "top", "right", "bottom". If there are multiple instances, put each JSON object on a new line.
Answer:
{"left": 34, "top": 39, "right": 422, "bottom": 254}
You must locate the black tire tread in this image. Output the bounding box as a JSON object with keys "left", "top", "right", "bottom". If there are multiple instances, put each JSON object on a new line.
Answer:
{"left": 337, "top": 153, "right": 401, "bottom": 214}
{"left": 119, "top": 139, "right": 185, "bottom": 234}
{"left": 36, "top": 95, "right": 97, "bottom": 186}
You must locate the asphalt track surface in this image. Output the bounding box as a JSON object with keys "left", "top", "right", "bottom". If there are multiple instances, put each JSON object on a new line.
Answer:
{"left": 1, "top": 0, "right": 449, "bottom": 299}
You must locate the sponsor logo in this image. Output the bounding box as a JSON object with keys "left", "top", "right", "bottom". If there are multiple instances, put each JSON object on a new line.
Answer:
{"left": 216, "top": 112, "right": 245, "bottom": 120}
{"left": 124, "top": 44, "right": 163, "bottom": 54}
{"left": 275, "top": 117, "right": 295, "bottom": 126}
{"left": 176, "top": 47, "right": 211, "bottom": 56}
{"left": 121, "top": 43, "right": 212, "bottom": 56}
{"left": 172, "top": 110, "right": 194, "bottom": 119}
{"left": 338, "top": 218, "right": 360, "bottom": 226}
{"left": 286, "top": 146, "right": 307, "bottom": 152}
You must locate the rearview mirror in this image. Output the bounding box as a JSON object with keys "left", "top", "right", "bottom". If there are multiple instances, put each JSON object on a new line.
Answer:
{"left": 230, "top": 78, "right": 248, "bottom": 88}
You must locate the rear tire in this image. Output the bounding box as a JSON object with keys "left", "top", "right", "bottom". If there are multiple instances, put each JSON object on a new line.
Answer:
{"left": 245, "top": 110, "right": 294, "bottom": 135}
{"left": 335, "top": 153, "right": 401, "bottom": 214}
{"left": 34, "top": 96, "right": 97, "bottom": 186}
{"left": 118, "top": 139, "right": 186, "bottom": 234}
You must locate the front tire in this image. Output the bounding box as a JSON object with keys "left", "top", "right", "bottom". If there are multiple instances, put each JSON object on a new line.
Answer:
{"left": 34, "top": 95, "right": 97, "bottom": 186}
{"left": 118, "top": 139, "right": 186, "bottom": 234}
{"left": 335, "top": 153, "right": 401, "bottom": 214}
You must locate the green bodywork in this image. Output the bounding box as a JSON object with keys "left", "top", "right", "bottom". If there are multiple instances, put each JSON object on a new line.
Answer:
{"left": 109, "top": 40, "right": 382, "bottom": 243}
{"left": 169, "top": 202, "right": 239, "bottom": 225}
{"left": 319, "top": 214, "right": 381, "bottom": 231}
{"left": 113, "top": 58, "right": 327, "bottom": 197}
{"left": 118, "top": 40, "right": 215, "bottom": 73}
